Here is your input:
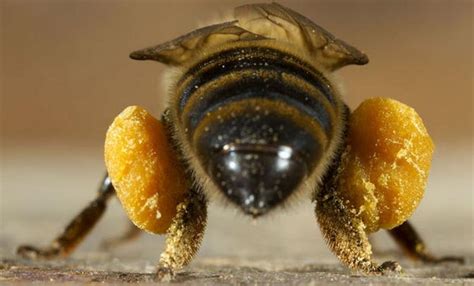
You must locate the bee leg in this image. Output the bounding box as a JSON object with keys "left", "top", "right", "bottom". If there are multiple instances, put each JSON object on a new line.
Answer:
{"left": 388, "top": 221, "right": 464, "bottom": 264}
{"left": 155, "top": 188, "right": 207, "bottom": 281}
{"left": 17, "top": 174, "right": 115, "bottom": 259}
{"left": 315, "top": 190, "right": 402, "bottom": 275}
{"left": 100, "top": 221, "right": 142, "bottom": 251}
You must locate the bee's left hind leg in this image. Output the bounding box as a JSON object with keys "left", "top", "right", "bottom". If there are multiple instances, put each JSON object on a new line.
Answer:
{"left": 17, "top": 174, "right": 115, "bottom": 259}
{"left": 155, "top": 187, "right": 208, "bottom": 281}
{"left": 388, "top": 221, "right": 464, "bottom": 264}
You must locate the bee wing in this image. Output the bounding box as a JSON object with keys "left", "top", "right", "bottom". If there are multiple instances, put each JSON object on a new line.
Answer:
{"left": 234, "top": 3, "right": 368, "bottom": 71}
{"left": 130, "top": 21, "right": 266, "bottom": 66}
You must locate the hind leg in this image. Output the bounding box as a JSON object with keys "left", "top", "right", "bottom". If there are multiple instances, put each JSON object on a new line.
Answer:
{"left": 155, "top": 188, "right": 208, "bottom": 281}
{"left": 388, "top": 221, "right": 464, "bottom": 264}
{"left": 17, "top": 174, "right": 115, "bottom": 259}
{"left": 315, "top": 190, "right": 402, "bottom": 275}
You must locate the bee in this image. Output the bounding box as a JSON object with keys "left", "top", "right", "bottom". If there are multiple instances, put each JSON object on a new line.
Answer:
{"left": 17, "top": 3, "right": 462, "bottom": 279}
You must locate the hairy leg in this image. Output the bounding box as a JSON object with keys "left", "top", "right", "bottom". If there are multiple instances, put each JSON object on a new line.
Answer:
{"left": 388, "top": 221, "right": 464, "bottom": 264}
{"left": 17, "top": 174, "right": 115, "bottom": 259}
{"left": 315, "top": 190, "right": 401, "bottom": 275}
{"left": 156, "top": 188, "right": 208, "bottom": 281}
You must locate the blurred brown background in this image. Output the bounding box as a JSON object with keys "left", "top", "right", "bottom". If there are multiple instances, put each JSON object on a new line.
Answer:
{"left": 1, "top": 0, "right": 472, "bottom": 265}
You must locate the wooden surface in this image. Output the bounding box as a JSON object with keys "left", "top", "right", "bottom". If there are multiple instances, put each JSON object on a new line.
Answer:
{"left": 1, "top": 255, "right": 473, "bottom": 285}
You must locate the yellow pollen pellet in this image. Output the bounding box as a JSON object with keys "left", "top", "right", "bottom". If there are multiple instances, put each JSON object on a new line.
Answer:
{"left": 104, "top": 106, "right": 188, "bottom": 234}
{"left": 337, "top": 98, "right": 434, "bottom": 233}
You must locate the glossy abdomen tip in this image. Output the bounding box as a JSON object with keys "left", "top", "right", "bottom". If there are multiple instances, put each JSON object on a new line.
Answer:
{"left": 208, "top": 144, "right": 307, "bottom": 217}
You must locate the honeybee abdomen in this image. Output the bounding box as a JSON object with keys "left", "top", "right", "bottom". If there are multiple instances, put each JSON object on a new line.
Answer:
{"left": 177, "top": 47, "right": 340, "bottom": 146}
{"left": 175, "top": 46, "right": 344, "bottom": 215}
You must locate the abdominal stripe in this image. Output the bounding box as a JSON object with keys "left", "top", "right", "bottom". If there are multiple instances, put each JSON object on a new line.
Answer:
{"left": 176, "top": 47, "right": 339, "bottom": 143}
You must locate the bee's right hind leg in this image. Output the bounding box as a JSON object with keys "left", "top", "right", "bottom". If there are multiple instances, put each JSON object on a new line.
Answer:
{"left": 315, "top": 189, "right": 402, "bottom": 275}
{"left": 17, "top": 174, "right": 115, "bottom": 260}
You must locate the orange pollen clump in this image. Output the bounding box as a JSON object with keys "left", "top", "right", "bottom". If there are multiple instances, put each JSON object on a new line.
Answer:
{"left": 337, "top": 97, "right": 434, "bottom": 233}
{"left": 104, "top": 106, "right": 188, "bottom": 234}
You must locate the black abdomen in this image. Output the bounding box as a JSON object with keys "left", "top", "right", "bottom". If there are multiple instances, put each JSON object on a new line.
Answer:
{"left": 175, "top": 46, "right": 343, "bottom": 216}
